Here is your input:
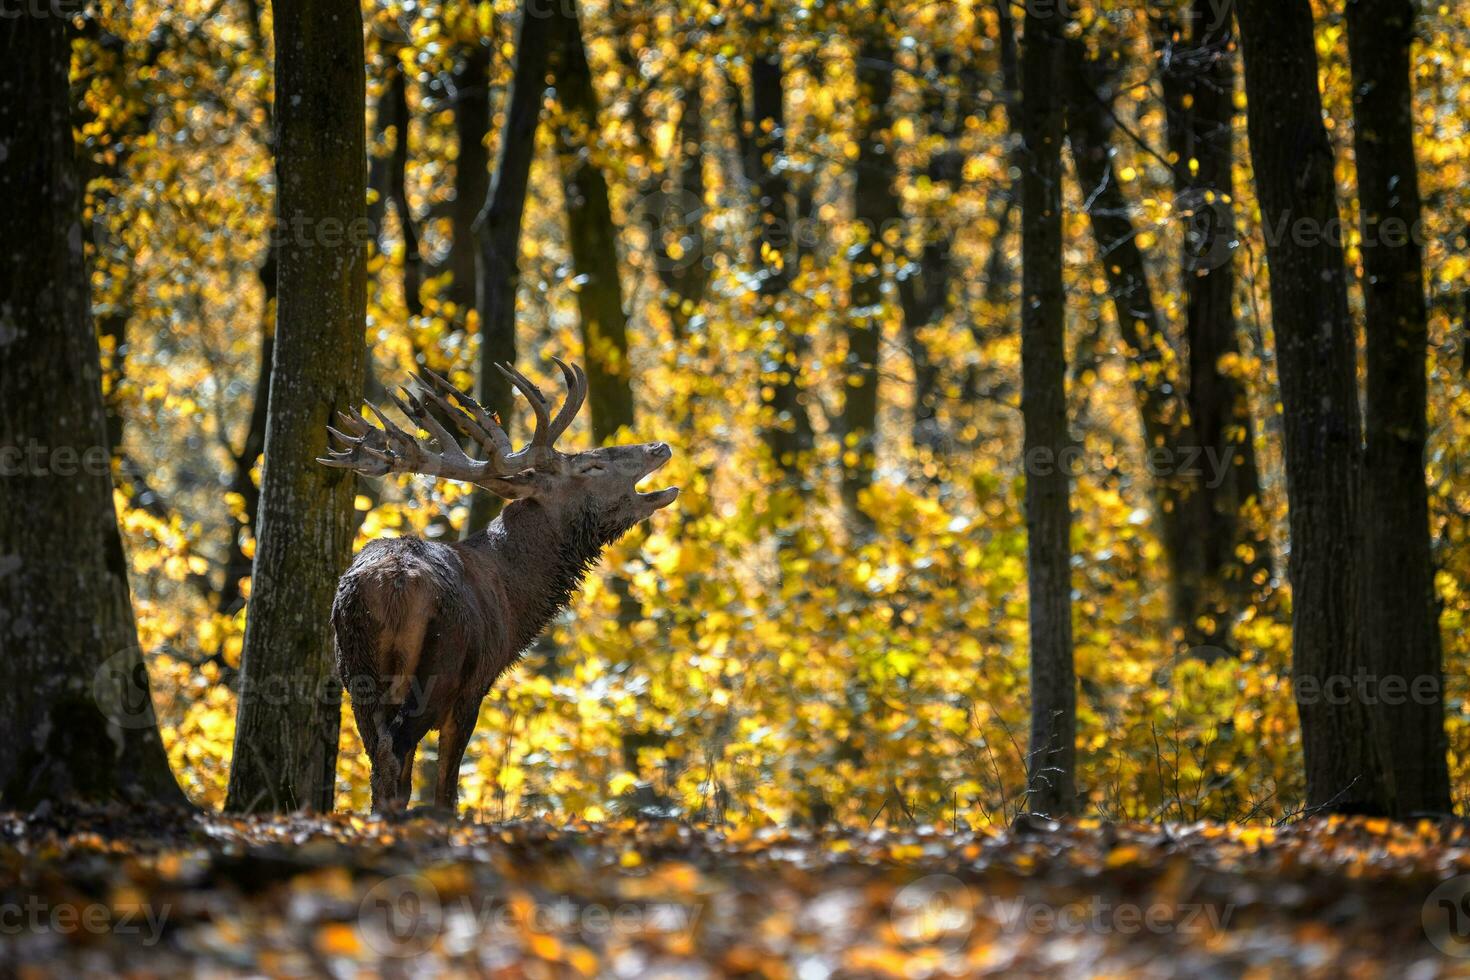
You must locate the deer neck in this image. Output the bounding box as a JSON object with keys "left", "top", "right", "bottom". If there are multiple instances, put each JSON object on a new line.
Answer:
{"left": 473, "top": 499, "right": 610, "bottom": 652}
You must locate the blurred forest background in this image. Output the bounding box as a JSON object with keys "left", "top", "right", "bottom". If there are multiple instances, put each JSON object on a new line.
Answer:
{"left": 60, "top": 0, "right": 1470, "bottom": 824}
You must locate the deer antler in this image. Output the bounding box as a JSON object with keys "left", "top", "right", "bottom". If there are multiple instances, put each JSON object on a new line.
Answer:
{"left": 316, "top": 360, "right": 586, "bottom": 486}
{"left": 545, "top": 356, "right": 588, "bottom": 445}
{"left": 490, "top": 356, "right": 587, "bottom": 451}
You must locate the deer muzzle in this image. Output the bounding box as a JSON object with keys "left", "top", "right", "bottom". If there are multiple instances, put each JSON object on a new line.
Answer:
{"left": 635, "top": 442, "right": 679, "bottom": 508}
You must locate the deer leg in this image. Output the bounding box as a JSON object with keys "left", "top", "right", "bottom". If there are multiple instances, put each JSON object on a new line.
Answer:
{"left": 433, "top": 696, "right": 481, "bottom": 813}
{"left": 397, "top": 742, "right": 417, "bottom": 804}
{"left": 385, "top": 673, "right": 442, "bottom": 811}
{"left": 348, "top": 689, "right": 396, "bottom": 814}
{"left": 368, "top": 689, "right": 411, "bottom": 813}
{"left": 368, "top": 709, "right": 404, "bottom": 815}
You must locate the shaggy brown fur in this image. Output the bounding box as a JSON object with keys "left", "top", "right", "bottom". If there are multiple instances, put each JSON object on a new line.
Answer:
{"left": 331, "top": 443, "right": 677, "bottom": 813}
{"left": 320, "top": 361, "right": 677, "bottom": 813}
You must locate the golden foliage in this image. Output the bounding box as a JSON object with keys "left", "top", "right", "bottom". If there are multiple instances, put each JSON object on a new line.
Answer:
{"left": 87, "top": 0, "right": 1470, "bottom": 824}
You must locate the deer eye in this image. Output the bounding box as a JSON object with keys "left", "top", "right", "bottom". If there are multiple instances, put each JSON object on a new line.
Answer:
{"left": 578, "top": 462, "right": 606, "bottom": 476}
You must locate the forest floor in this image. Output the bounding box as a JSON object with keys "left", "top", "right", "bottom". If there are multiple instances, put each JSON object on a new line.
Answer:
{"left": 2, "top": 807, "right": 1469, "bottom": 977}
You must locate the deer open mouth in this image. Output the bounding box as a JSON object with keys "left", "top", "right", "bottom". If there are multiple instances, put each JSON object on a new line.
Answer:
{"left": 635, "top": 445, "right": 678, "bottom": 506}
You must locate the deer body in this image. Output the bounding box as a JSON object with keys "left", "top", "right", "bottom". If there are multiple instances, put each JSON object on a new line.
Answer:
{"left": 319, "top": 360, "right": 676, "bottom": 813}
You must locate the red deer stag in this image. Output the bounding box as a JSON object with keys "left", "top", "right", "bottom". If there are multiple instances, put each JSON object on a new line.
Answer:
{"left": 317, "top": 358, "right": 677, "bottom": 813}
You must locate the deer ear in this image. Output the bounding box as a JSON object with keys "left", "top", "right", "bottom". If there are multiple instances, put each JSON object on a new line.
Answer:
{"left": 479, "top": 468, "right": 541, "bottom": 500}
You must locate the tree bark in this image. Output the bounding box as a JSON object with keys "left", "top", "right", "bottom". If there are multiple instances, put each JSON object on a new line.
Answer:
{"left": 367, "top": 57, "right": 422, "bottom": 317}
{"left": 745, "top": 14, "right": 814, "bottom": 479}
{"left": 1020, "top": 3, "right": 1076, "bottom": 817}
{"left": 552, "top": 0, "right": 635, "bottom": 442}
{"left": 0, "top": 14, "right": 184, "bottom": 808}
{"left": 1235, "top": 0, "right": 1388, "bottom": 814}
{"left": 1064, "top": 39, "right": 1208, "bottom": 643}
{"left": 450, "top": 43, "right": 491, "bottom": 316}
{"left": 841, "top": 14, "right": 900, "bottom": 526}
{"left": 100, "top": 312, "right": 129, "bottom": 459}
{"left": 79, "top": 23, "right": 195, "bottom": 476}
{"left": 981, "top": 0, "right": 1022, "bottom": 312}
{"left": 1154, "top": 1, "right": 1268, "bottom": 648}
{"left": 217, "top": 0, "right": 279, "bottom": 616}
{"left": 1346, "top": 0, "right": 1450, "bottom": 816}
{"left": 643, "top": 66, "right": 710, "bottom": 442}
{"left": 967, "top": 0, "right": 1022, "bottom": 402}
{"left": 218, "top": 322, "right": 273, "bottom": 615}
{"left": 225, "top": 0, "right": 366, "bottom": 814}
{"left": 651, "top": 73, "right": 709, "bottom": 347}
{"left": 895, "top": 43, "right": 967, "bottom": 456}
{"left": 467, "top": 0, "right": 552, "bottom": 531}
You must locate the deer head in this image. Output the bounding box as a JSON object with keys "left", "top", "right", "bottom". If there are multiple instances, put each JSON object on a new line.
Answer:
{"left": 317, "top": 357, "right": 679, "bottom": 533}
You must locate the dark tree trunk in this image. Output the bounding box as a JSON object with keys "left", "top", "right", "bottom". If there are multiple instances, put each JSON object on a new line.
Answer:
{"left": 225, "top": 0, "right": 366, "bottom": 814}
{"left": 367, "top": 58, "right": 422, "bottom": 317}
{"left": 895, "top": 43, "right": 968, "bottom": 457}
{"left": 79, "top": 25, "right": 180, "bottom": 472}
{"left": 552, "top": 0, "right": 635, "bottom": 442}
{"left": 1346, "top": 0, "right": 1450, "bottom": 817}
{"left": 648, "top": 68, "right": 710, "bottom": 439}
{"left": 841, "top": 14, "right": 900, "bottom": 526}
{"left": 1462, "top": 292, "right": 1469, "bottom": 377}
{"left": 895, "top": 265, "right": 942, "bottom": 456}
{"left": 1154, "top": 1, "right": 1268, "bottom": 649}
{"left": 652, "top": 74, "right": 709, "bottom": 346}
{"left": 218, "top": 322, "right": 273, "bottom": 615}
{"left": 1020, "top": 3, "right": 1076, "bottom": 817}
{"left": 1235, "top": 0, "right": 1388, "bottom": 814}
{"left": 965, "top": 0, "right": 1022, "bottom": 411}
{"left": 217, "top": 0, "right": 279, "bottom": 616}
{"left": 745, "top": 17, "right": 814, "bottom": 479}
{"left": 467, "top": 0, "right": 553, "bottom": 531}
{"left": 0, "top": 15, "right": 184, "bottom": 808}
{"left": 450, "top": 43, "right": 491, "bottom": 316}
{"left": 980, "top": 0, "right": 1022, "bottom": 312}
{"left": 1064, "top": 40, "right": 1208, "bottom": 643}
{"left": 100, "top": 313, "right": 129, "bottom": 458}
